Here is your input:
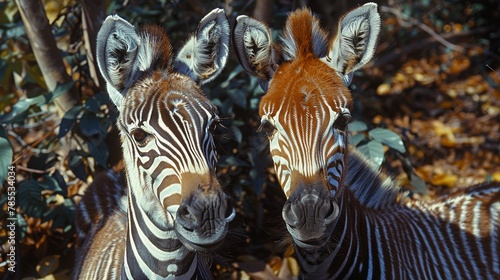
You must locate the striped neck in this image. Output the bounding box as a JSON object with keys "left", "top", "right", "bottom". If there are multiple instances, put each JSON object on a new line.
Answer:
{"left": 121, "top": 189, "right": 210, "bottom": 279}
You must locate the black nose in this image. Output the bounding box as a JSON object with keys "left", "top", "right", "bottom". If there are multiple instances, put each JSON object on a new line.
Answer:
{"left": 282, "top": 189, "right": 338, "bottom": 244}
{"left": 283, "top": 193, "right": 336, "bottom": 227}
{"left": 176, "top": 192, "right": 235, "bottom": 234}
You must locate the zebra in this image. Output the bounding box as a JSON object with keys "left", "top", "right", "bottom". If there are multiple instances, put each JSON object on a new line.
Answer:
{"left": 233, "top": 3, "right": 500, "bottom": 279}
{"left": 73, "top": 8, "right": 235, "bottom": 279}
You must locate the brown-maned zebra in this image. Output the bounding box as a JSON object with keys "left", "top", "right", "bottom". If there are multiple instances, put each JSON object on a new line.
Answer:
{"left": 232, "top": 3, "right": 500, "bottom": 279}
{"left": 73, "top": 8, "right": 235, "bottom": 279}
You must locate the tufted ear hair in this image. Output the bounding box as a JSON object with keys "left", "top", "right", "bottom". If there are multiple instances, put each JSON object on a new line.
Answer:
{"left": 321, "top": 2, "right": 380, "bottom": 86}
{"left": 233, "top": 15, "right": 281, "bottom": 90}
{"left": 96, "top": 15, "right": 146, "bottom": 108}
{"left": 174, "top": 8, "right": 230, "bottom": 84}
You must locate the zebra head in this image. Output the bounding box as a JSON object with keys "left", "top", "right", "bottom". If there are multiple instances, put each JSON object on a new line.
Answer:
{"left": 233, "top": 4, "right": 380, "bottom": 248}
{"left": 96, "top": 8, "right": 234, "bottom": 251}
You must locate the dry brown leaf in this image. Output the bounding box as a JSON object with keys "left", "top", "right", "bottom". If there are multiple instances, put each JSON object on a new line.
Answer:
{"left": 234, "top": 256, "right": 280, "bottom": 280}
{"left": 376, "top": 83, "right": 391, "bottom": 95}
{"left": 430, "top": 174, "right": 458, "bottom": 188}
{"left": 492, "top": 172, "right": 500, "bottom": 182}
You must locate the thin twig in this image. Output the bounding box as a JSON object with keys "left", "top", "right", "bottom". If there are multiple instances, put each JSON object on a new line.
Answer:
{"left": 12, "top": 129, "right": 56, "bottom": 165}
{"left": 368, "top": 26, "right": 495, "bottom": 68}
{"left": 380, "top": 5, "right": 466, "bottom": 53}
{"left": 485, "top": 64, "right": 500, "bottom": 78}
{"left": 16, "top": 165, "right": 53, "bottom": 174}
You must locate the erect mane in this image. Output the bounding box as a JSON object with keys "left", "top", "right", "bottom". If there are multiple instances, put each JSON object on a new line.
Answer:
{"left": 138, "top": 25, "right": 173, "bottom": 73}
{"left": 280, "top": 8, "right": 329, "bottom": 60}
{"left": 344, "top": 148, "right": 405, "bottom": 209}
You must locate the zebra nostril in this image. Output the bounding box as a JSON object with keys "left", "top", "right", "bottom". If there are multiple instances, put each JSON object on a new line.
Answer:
{"left": 324, "top": 201, "right": 339, "bottom": 224}
{"left": 282, "top": 201, "right": 303, "bottom": 226}
{"left": 178, "top": 205, "right": 196, "bottom": 223}
{"left": 224, "top": 203, "right": 235, "bottom": 221}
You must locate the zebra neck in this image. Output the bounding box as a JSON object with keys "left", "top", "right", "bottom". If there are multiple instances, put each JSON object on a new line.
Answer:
{"left": 121, "top": 189, "right": 199, "bottom": 279}
{"left": 345, "top": 148, "right": 402, "bottom": 209}
{"left": 295, "top": 189, "right": 370, "bottom": 279}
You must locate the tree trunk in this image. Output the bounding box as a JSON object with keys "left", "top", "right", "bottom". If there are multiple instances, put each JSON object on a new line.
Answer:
{"left": 253, "top": 0, "right": 274, "bottom": 25}
{"left": 15, "top": 0, "right": 77, "bottom": 117}
{"left": 81, "top": 0, "right": 106, "bottom": 89}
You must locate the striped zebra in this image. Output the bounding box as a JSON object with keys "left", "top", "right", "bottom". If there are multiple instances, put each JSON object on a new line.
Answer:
{"left": 73, "top": 8, "right": 235, "bottom": 279}
{"left": 233, "top": 3, "right": 500, "bottom": 279}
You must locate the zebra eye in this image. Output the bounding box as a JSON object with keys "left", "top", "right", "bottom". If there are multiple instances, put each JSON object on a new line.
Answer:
{"left": 257, "top": 120, "right": 276, "bottom": 137}
{"left": 334, "top": 113, "right": 351, "bottom": 131}
{"left": 131, "top": 128, "right": 152, "bottom": 146}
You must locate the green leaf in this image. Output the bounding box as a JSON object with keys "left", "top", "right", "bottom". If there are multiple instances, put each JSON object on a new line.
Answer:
{"left": 58, "top": 105, "right": 82, "bottom": 138}
{"left": 0, "top": 59, "right": 13, "bottom": 87}
{"left": 351, "top": 133, "right": 367, "bottom": 147}
{"left": 17, "top": 179, "right": 46, "bottom": 218}
{"left": 224, "top": 64, "right": 243, "bottom": 84}
{"left": 67, "top": 150, "right": 88, "bottom": 181}
{"left": 409, "top": 171, "right": 427, "bottom": 194}
{"left": 0, "top": 96, "right": 41, "bottom": 123}
{"left": 41, "top": 175, "right": 63, "bottom": 193}
{"left": 51, "top": 170, "right": 67, "bottom": 196}
{"left": 349, "top": 120, "right": 368, "bottom": 132}
{"left": 25, "top": 64, "right": 46, "bottom": 89}
{"left": 230, "top": 125, "right": 243, "bottom": 143}
{"left": 93, "top": 93, "right": 110, "bottom": 107}
{"left": 218, "top": 156, "right": 250, "bottom": 167}
{"left": 0, "top": 128, "right": 13, "bottom": 185}
{"left": 357, "top": 139, "right": 385, "bottom": 169}
{"left": 229, "top": 89, "right": 247, "bottom": 108}
{"left": 84, "top": 97, "right": 100, "bottom": 113}
{"left": 2, "top": 1, "right": 19, "bottom": 23}
{"left": 79, "top": 111, "right": 104, "bottom": 145}
{"left": 368, "top": 128, "right": 406, "bottom": 153}
{"left": 27, "top": 152, "right": 58, "bottom": 179}
{"left": 0, "top": 82, "right": 74, "bottom": 123}
{"left": 88, "top": 141, "right": 108, "bottom": 167}
{"left": 219, "top": 98, "right": 234, "bottom": 116}
{"left": 250, "top": 97, "right": 260, "bottom": 111}
{"left": 49, "top": 82, "right": 74, "bottom": 99}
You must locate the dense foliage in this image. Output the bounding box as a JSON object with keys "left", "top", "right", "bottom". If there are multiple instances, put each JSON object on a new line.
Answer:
{"left": 0, "top": 0, "right": 498, "bottom": 278}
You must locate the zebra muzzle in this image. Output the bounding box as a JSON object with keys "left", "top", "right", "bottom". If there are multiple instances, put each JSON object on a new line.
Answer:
{"left": 282, "top": 191, "right": 339, "bottom": 248}
{"left": 174, "top": 191, "right": 235, "bottom": 251}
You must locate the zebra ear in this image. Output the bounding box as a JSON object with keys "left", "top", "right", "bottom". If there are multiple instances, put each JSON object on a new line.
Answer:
{"left": 321, "top": 2, "right": 380, "bottom": 85}
{"left": 174, "top": 8, "right": 230, "bottom": 84}
{"left": 233, "top": 15, "right": 279, "bottom": 88}
{"left": 96, "top": 15, "right": 144, "bottom": 108}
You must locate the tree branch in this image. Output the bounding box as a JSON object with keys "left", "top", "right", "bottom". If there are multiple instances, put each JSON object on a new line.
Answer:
{"left": 15, "top": 0, "right": 77, "bottom": 117}
{"left": 368, "top": 26, "right": 495, "bottom": 68}
{"left": 380, "top": 5, "right": 466, "bottom": 53}
{"left": 253, "top": 0, "right": 274, "bottom": 25}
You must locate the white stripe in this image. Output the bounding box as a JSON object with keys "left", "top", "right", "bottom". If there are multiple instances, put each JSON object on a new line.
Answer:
{"left": 374, "top": 219, "right": 385, "bottom": 279}
{"left": 473, "top": 200, "right": 488, "bottom": 273}
{"left": 459, "top": 198, "right": 481, "bottom": 277}
{"left": 491, "top": 202, "right": 500, "bottom": 274}
{"left": 366, "top": 215, "right": 373, "bottom": 279}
